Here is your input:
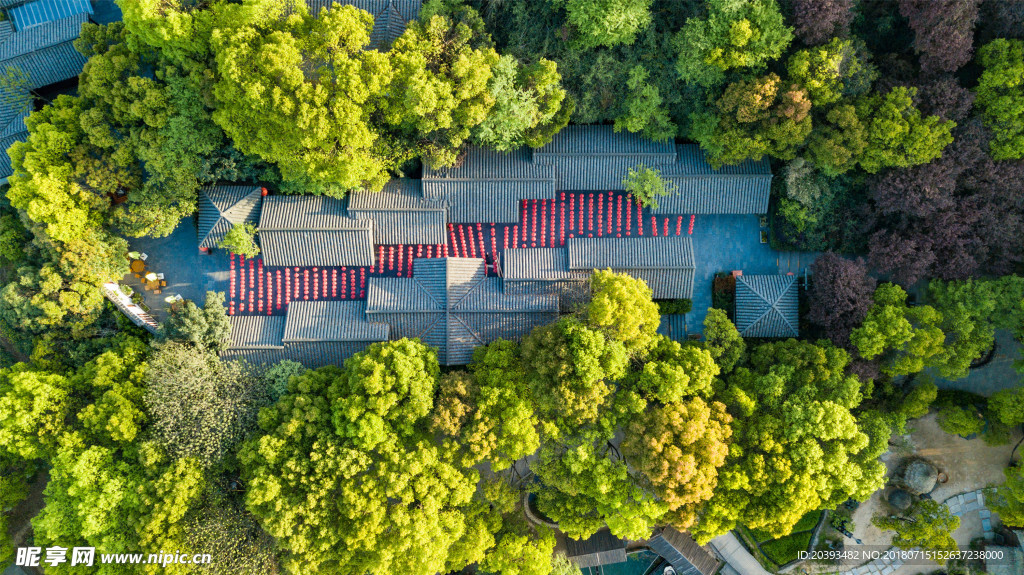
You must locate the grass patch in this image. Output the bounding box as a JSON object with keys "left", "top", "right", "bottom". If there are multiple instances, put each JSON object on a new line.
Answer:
{"left": 734, "top": 526, "right": 780, "bottom": 571}
{"left": 792, "top": 510, "right": 822, "bottom": 532}
{"left": 761, "top": 531, "right": 813, "bottom": 566}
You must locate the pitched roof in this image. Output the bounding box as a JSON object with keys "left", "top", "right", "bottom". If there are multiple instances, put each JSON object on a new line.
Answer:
{"left": 366, "top": 258, "right": 558, "bottom": 364}
{"left": 282, "top": 301, "right": 389, "bottom": 342}
{"left": 304, "top": 0, "right": 420, "bottom": 50}
{"left": 566, "top": 236, "right": 696, "bottom": 299}
{"left": 197, "top": 186, "right": 263, "bottom": 249}
{"left": 568, "top": 236, "right": 694, "bottom": 270}
{"left": 654, "top": 145, "right": 772, "bottom": 214}
{"left": 223, "top": 302, "right": 388, "bottom": 368}
{"left": 648, "top": 527, "right": 721, "bottom": 575}
{"left": 533, "top": 125, "right": 676, "bottom": 191}
{"left": 227, "top": 315, "right": 286, "bottom": 349}
{"left": 9, "top": 0, "right": 92, "bottom": 31}
{"left": 348, "top": 179, "right": 448, "bottom": 245}
{"left": 502, "top": 248, "right": 590, "bottom": 282}
{"left": 258, "top": 195, "right": 376, "bottom": 266}
{"left": 658, "top": 314, "right": 687, "bottom": 342}
{"left": 0, "top": 13, "right": 88, "bottom": 178}
{"left": 423, "top": 146, "right": 556, "bottom": 222}
{"left": 564, "top": 529, "right": 627, "bottom": 568}
{"left": 735, "top": 274, "right": 799, "bottom": 338}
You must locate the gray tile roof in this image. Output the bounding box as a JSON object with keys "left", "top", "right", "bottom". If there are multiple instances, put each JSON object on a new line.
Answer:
{"left": 366, "top": 257, "right": 558, "bottom": 364}
{"left": 227, "top": 315, "right": 286, "bottom": 349}
{"left": 502, "top": 248, "right": 590, "bottom": 282}
{"left": 223, "top": 302, "right": 388, "bottom": 368}
{"left": 0, "top": 12, "right": 85, "bottom": 59}
{"left": 568, "top": 236, "right": 694, "bottom": 270}
{"left": 565, "top": 529, "right": 627, "bottom": 568}
{"left": 258, "top": 195, "right": 376, "bottom": 266}
{"left": 303, "top": 0, "right": 420, "bottom": 50}
{"left": 197, "top": 186, "right": 263, "bottom": 249}
{"left": 221, "top": 342, "right": 378, "bottom": 368}
{"left": 348, "top": 178, "right": 448, "bottom": 244}
{"left": 566, "top": 236, "right": 696, "bottom": 299}
{"left": 0, "top": 13, "right": 88, "bottom": 178}
{"left": 654, "top": 145, "right": 772, "bottom": 214}
{"left": 648, "top": 527, "right": 721, "bottom": 575}
{"left": 735, "top": 274, "right": 799, "bottom": 338}
{"left": 9, "top": 0, "right": 92, "bottom": 31}
{"left": 533, "top": 125, "right": 676, "bottom": 191}
{"left": 423, "top": 146, "right": 556, "bottom": 222}
{"left": 282, "top": 300, "right": 389, "bottom": 342}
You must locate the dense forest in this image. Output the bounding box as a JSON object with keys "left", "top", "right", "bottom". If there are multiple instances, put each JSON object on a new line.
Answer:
{"left": 3, "top": 0, "right": 1024, "bottom": 573}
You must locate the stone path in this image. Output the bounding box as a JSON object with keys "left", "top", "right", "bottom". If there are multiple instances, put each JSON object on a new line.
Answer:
{"left": 944, "top": 489, "right": 995, "bottom": 540}
{"left": 834, "top": 489, "right": 995, "bottom": 575}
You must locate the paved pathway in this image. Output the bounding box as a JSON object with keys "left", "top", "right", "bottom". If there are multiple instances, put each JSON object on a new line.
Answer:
{"left": 834, "top": 489, "right": 995, "bottom": 575}
{"left": 686, "top": 215, "right": 819, "bottom": 334}
{"left": 710, "top": 532, "right": 772, "bottom": 575}
{"left": 123, "top": 217, "right": 231, "bottom": 321}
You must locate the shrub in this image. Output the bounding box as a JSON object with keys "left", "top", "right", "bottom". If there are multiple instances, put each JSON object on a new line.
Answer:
{"left": 623, "top": 165, "right": 675, "bottom": 208}
{"left": 936, "top": 405, "right": 984, "bottom": 437}
{"left": 656, "top": 299, "right": 692, "bottom": 315}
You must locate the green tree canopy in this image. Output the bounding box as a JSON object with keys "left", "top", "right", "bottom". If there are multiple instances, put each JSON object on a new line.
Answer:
{"left": 675, "top": 0, "right": 793, "bottom": 87}
{"left": 622, "top": 165, "right": 676, "bottom": 209}
{"left": 702, "top": 308, "right": 746, "bottom": 374}
{"left": 521, "top": 317, "right": 627, "bottom": 437}
{"left": 586, "top": 269, "right": 661, "bottom": 356}
{"left": 872, "top": 499, "right": 960, "bottom": 555}
{"left": 975, "top": 39, "right": 1024, "bottom": 160}
{"left": 690, "top": 73, "right": 813, "bottom": 166}
{"left": 555, "top": 0, "right": 652, "bottom": 49}
{"left": 693, "top": 340, "right": 886, "bottom": 543}
{"left": 239, "top": 340, "right": 494, "bottom": 574}
{"left": 381, "top": 11, "right": 499, "bottom": 169}
{"left": 211, "top": 3, "right": 392, "bottom": 196}
{"left": 621, "top": 397, "right": 731, "bottom": 529}
{"left": 851, "top": 283, "right": 948, "bottom": 377}
{"left": 473, "top": 55, "right": 572, "bottom": 151}
{"left": 991, "top": 465, "right": 1024, "bottom": 529}
{"left": 158, "top": 291, "right": 232, "bottom": 353}
{"left": 218, "top": 222, "right": 259, "bottom": 258}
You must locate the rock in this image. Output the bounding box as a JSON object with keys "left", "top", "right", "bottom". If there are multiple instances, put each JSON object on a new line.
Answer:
{"left": 903, "top": 460, "right": 938, "bottom": 495}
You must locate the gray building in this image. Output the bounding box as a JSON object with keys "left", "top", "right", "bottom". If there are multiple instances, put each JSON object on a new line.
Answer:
{"left": 734, "top": 274, "right": 799, "bottom": 338}
{"left": 0, "top": 0, "right": 93, "bottom": 180}
{"left": 648, "top": 527, "right": 721, "bottom": 575}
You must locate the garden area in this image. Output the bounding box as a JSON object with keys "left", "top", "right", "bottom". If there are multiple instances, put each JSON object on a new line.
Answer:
{"left": 735, "top": 510, "right": 823, "bottom": 569}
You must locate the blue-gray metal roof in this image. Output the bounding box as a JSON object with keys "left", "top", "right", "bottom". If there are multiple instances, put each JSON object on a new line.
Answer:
{"left": 348, "top": 179, "right": 448, "bottom": 244}
{"left": 565, "top": 529, "right": 627, "bottom": 569}
{"left": 366, "top": 258, "right": 558, "bottom": 364}
{"left": 0, "top": 12, "right": 84, "bottom": 59}
{"left": 9, "top": 0, "right": 91, "bottom": 31}
{"left": 533, "top": 125, "right": 676, "bottom": 191}
{"left": 197, "top": 186, "right": 263, "bottom": 249}
{"left": 423, "top": 146, "right": 556, "bottom": 223}
{"left": 654, "top": 145, "right": 772, "bottom": 214}
{"left": 735, "top": 274, "right": 799, "bottom": 338}
{"left": 282, "top": 300, "right": 389, "bottom": 342}
{"left": 224, "top": 302, "right": 388, "bottom": 368}
{"left": 303, "top": 0, "right": 420, "bottom": 50}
